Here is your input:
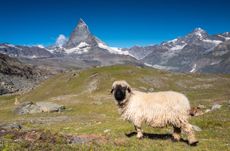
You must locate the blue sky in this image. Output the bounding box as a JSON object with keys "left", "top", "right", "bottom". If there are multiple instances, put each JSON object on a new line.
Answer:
{"left": 0, "top": 0, "right": 230, "bottom": 48}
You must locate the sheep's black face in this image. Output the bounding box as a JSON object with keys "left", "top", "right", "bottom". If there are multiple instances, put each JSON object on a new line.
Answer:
{"left": 114, "top": 85, "right": 126, "bottom": 102}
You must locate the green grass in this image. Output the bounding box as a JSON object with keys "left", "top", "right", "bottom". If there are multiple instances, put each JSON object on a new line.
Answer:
{"left": 0, "top": 65, "right": 230, "bottom": 150}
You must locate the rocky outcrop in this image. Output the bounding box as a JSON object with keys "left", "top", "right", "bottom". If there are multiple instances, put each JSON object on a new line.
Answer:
{"left": 14, "top": 101, "right": 65, "bottom": 115}
{"left": 0, "top": 53, "right": 48, "bottom": 95}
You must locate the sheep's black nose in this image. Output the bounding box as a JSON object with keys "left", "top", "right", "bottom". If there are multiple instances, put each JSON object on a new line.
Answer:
{"left": 114, "top": 87, "right": 126, "bottom": 102}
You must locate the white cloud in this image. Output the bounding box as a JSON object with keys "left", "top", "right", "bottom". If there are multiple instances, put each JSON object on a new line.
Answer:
{"left": 55, "top": 34, "right": 68, "bottom": 47}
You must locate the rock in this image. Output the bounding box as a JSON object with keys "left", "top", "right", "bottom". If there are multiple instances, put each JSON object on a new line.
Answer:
{"left": 103, "top": 129, "right": 111, "bottom": 133}
{"left": 14, "top": 101, "right": 41, "bottom": 115}
{"left": 14, "top": 101, "right": 65, "bottom": 114}
{"left": 205, "top": 109, "right": 211, "bottom": 113}
{"left": 139, "top": 87, "right": 147, "bottom": 91}
{"left": 211, "top": 104, "right": 222, "bottom": 110}
{"left": 0, "top": 123, "right": 22, "bottom": 130}
{"left": 148, "top": 88, "right": 154, "bottom": 92}
{"left": 192, "top": 125, "right": 202, "bottom": 132}
{"left": 36, "top": 102, "right": 65, "bottom": 112}
{"left": 198, "top": 104, "right": 206, "bottom": 109}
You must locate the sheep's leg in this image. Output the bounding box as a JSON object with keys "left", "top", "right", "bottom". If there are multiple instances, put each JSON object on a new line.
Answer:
{"left": 181, "top": 123, "right": 199, "bottom": 145}
{"left": 134, "top": 125, "right": 143, "bottom": 139}
{"left": 172, "top": 127, "right": 181, "bottom": 141}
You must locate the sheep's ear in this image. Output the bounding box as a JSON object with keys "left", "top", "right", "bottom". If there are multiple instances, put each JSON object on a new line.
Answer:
{"left": 127, "top": 87, "right": 131, "bottom": 93}
{"left": 111, "top": 88, "right": 114, "bottom": 94}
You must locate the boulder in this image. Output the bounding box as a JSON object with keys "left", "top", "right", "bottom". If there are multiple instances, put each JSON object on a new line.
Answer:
{"left": 36, "top": 102, "right": 65, "bottom": 112}
{"left": 192, "top": 125, "right": 202, "bottom": 132}
{"left": 14, "top": 101, "right": 65, "bottom": 115}
{"left": 14, "top": 101, "right": 41, "bottom": 115}
{"left": 211, "top": 104, "right": 222, "bottom": 110}
{"left": 0, "top": 123, "right": 22, "bottom": 130}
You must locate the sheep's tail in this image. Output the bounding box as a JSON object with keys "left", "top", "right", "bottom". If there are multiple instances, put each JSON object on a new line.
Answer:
{"left": 189, "top": 108, "right": 195, "bottom": 116}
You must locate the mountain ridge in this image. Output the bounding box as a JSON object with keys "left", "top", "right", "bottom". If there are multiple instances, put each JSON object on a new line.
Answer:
{"left": 0, "top": 19, "right": 229, "bottom": 73}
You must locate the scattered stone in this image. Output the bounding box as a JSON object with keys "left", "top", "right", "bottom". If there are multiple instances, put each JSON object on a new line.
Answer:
{"left": 192, "top": 125, "right": 202, "bottom": 132}
{"left": 103, "top": 129, "right": 111, "bottom": 133}
{"left": 139, "top": 87, "right": 147, "bottom": 91}
{"left": 67, "top": 134, "right": 107, "bottom": 144}
{"left": 211, "top": 104, "right": 222, "bottom": 110}
{"left": 14, "top": 101, "right": 41, "bottom": 115}
{"left": 14, "top": 101, "right": 65, "bottom": 115}
{"left": 148, "top": 88, "right": 154, "bottom": 92}
{"left": 36, "top": 102, "right": 65, "bottom": 112}
{"left": 198, "top": 104, "right": 206, "bottom": 109}
{"left": 0, "top": 123, "right": 22, "bottom": 130}
{"left": 205, "top": 109, "right": 211, "bottom": 113}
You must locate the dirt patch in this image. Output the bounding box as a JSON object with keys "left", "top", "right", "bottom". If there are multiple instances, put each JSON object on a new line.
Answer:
{"left": 0, "top": 129, "right": 108, "bottom": 146}
{"left": 0, "top": 129, "right": 66, "bottom": 144}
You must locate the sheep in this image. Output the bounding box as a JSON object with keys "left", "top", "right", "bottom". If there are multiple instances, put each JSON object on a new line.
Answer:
{"left": 111, "top": 80, "right": 198, "bottom": 145}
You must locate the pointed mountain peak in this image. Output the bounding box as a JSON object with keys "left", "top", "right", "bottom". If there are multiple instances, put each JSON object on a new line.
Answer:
{"left": 187, "top": 27, "right": 208, "bottom": 39}
{"left": 79, "top": 18, "right": 86, "bottom": 24}
{"left": 193, "top": 27, "right": 206, "bottom": 32}
{"left": 77, "top": 18, "right": 88, "bottom": 27}
{"left": 191, "top": 27, "right": 207, "bottom": 35}
{"left": 64, "top": 18, "right": 97, "bottom": 49}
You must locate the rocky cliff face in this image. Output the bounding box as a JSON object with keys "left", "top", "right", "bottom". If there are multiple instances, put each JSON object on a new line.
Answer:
{"left": 0, "top": 53, "right": 48, "bottom": 95}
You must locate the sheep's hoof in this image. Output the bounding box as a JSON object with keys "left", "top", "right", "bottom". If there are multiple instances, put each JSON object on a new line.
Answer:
{"left": 136, "top": 134, "right": 144, "bottom": 139}
{"left": 189, "top": 140, "right": 199, "bottom": 146}
{"left": 171, "top": 137, "right": 180, "bottom": 142}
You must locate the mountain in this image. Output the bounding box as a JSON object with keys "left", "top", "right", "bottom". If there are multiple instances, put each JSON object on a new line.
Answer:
{"left": 0, "top": 53, "right": 49, "bottom": 95}
{"left": 50, "top": 19, "right": 133, "bottom": 57}
{"left": 46, "top": 19, "right": 138, "bottom": 66}
{"left": 194, "top": 40, "right": 230, "bottom": 73}
{"left": 127, "top": 28, "right": 230, "bottom": 73}
{"left": 64, "top": 19, "right": 98, "bottom": 49}
{"left": 0, "top": 43, "right": 53, "bottom": 58}
{"left": 1, "top": 19, "right": 229, "bottom": 73}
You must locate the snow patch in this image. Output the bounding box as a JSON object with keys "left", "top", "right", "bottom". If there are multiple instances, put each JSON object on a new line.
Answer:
{"left": 65, "top": 42, "right": 90, "bottom": 54}
{"left": 31, "top": 55, "right": 38, "bottom": 59}
{"left": 97, "top": 42, "right": 134, "bottom": 57}
{"left": 144, "top": 63, "right": 178, "bottom": 70}
{"left": 168, "top": 38, "right": 178, "bottom": 43}
{"left": 203, "top": 39, "right": 222, "bottom": 45}
{"left": 190, "top": 64, "right": 197, "bottom": 73}
{"left": 170, "top": 44, "right": 186, "bottom": 51}
{"left": 210, "top": 60, "right": 221, "bottom": 65}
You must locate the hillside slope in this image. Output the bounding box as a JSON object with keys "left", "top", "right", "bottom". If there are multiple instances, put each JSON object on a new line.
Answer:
{"left": 0, "top": 65, "right": 230, "bottom": 150}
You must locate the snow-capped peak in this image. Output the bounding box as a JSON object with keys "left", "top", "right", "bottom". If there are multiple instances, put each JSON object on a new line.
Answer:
{"left": 191, "top": 27, "right": 207, "bottom": 39}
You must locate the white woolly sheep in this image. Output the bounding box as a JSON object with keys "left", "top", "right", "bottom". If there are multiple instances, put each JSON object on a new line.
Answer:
{"left": 111, "top": 80, "right": 198, "bottom": 145}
